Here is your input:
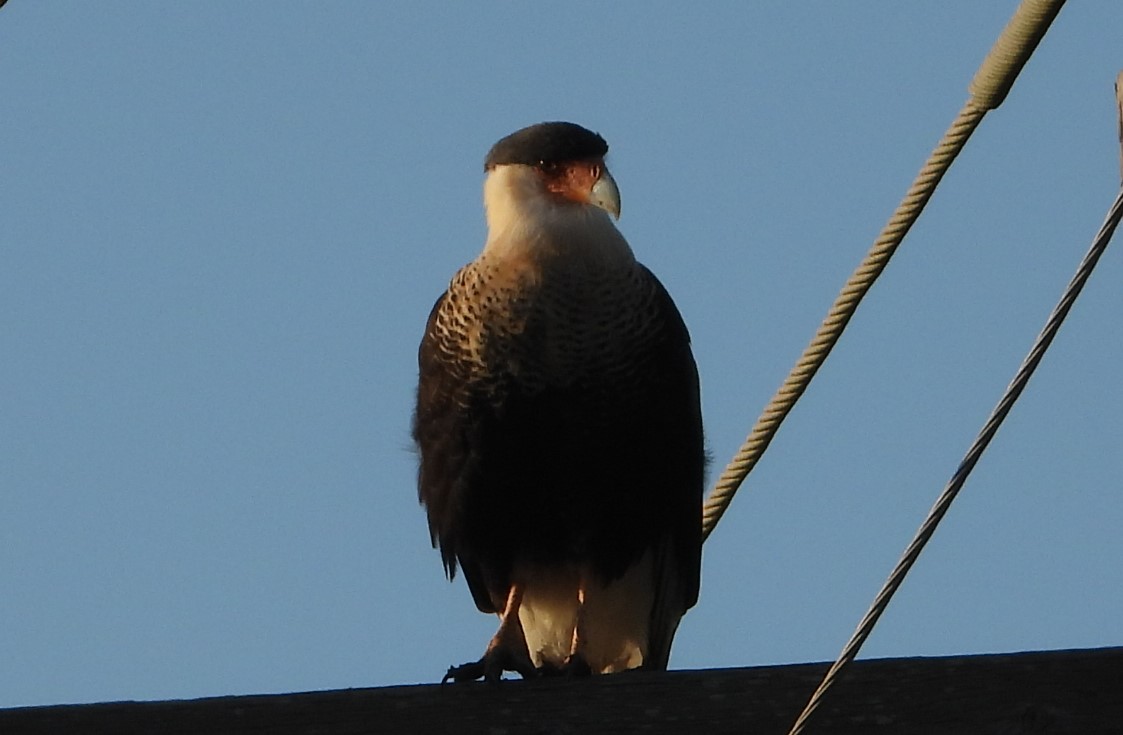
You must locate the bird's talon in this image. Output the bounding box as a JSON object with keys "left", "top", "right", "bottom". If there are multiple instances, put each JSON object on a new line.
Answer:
{"left": 441, "top": 646, "right": 537, "bottom": 684}
{"left": 442, "top": 659, "right": 486, "bottom": 684}
{"left": 562, "top": 653, "right": 593, "bottom": 677}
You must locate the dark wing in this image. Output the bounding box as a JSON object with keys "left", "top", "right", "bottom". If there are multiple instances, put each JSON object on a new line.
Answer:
{"left": 416, "top": 284, "right": 529, "bottom": 615}
{"left": 412, "top": 291, "right": 496, "bottom": 612}
{"left": 631, "top": 266, "right": 704, "bottom": 668}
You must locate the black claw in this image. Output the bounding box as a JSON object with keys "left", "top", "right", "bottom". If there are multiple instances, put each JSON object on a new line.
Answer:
{"left": 561, "top": 654, "right": 593, "bottom": 677}
{"left": 442, "top": 659, "right": 486, "bottom": 684}
{"left": 536, "top": 662, "right": 564, "bottom": 677}
{"left": 441, "top": 651, "right": 537, "bottom": 684}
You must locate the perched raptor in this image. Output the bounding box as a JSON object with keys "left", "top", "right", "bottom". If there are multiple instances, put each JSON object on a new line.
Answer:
{"left": 413, "top": 122, "right": 703, "bottom": 682}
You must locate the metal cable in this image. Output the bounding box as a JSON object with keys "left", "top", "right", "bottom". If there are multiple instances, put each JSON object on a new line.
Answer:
{"left": 785, "top": 185, "right": 1123, "bottom": 735}
{"left": 702, "top": 0, "right": 1066, "bottom": 543}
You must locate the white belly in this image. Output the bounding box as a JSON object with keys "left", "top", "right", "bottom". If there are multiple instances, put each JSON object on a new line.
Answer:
{"left": 515, "top": 551, "right": 655, "bottom": 673}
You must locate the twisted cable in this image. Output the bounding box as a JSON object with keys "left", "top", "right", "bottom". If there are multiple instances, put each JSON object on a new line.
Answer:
{"left": 786, "top": 184, "right": 1123, "bottom": 735}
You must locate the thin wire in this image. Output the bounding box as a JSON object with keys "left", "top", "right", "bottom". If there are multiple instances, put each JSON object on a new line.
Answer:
{"left": 785, "top": 186, "right": 1123, "bottom": 735}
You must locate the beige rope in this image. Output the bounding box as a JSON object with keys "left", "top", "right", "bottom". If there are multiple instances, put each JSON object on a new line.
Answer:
{"left": 701, "top": 0, "right": 1066, "bottom": 543}
{"left": 701, "top": 101, "right": 984, "bottom": 540}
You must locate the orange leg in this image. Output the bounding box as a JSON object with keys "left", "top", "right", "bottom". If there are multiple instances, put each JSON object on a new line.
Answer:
{"left": 443, "top": 583, "right": 537, "bottom": 683}
{"left": 563, "top": 577, "right": 592, "bottom": 676}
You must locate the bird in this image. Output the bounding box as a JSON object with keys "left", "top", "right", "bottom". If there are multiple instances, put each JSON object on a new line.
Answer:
{"left": 412, "top": 121, "right": 703, "bottom": 683}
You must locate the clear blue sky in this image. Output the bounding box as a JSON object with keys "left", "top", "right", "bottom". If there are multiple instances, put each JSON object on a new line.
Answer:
{"left": 2, "top": 3, "right": 1120, "bottom": 708}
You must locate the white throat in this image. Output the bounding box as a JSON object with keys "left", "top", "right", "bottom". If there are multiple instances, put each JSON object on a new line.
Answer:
{"left": 480, "top": 165, "right": 635, "bottom": 269}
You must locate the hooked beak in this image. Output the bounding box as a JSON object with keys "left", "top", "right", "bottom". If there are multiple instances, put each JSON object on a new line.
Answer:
{"left": 588, "top": 167, "right": 621, "bottom": 219}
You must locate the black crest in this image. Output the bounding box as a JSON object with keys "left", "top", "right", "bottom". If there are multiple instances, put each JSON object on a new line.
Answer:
{"left": 485, "top": 122, "right": 608, "bottom": 171}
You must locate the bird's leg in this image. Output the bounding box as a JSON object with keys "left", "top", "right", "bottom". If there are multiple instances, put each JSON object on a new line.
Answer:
{"left": 561, "top": 577, "right": 592, "bottom": 676}
{"left": 442, "top": 583, "right": 537, "bottom": 683}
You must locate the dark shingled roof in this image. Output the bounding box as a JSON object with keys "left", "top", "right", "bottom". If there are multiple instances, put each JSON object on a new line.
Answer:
{"left": 485, "top": 122, "right": 608, "bottom": 170}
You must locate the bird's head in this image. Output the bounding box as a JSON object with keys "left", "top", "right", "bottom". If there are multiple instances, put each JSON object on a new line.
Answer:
{"left": 482, "top": 122, "right": 622, "bottom": 238}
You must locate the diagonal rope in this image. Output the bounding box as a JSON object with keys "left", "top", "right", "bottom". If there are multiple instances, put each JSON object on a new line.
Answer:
{"left": 702, "top": 0, "right": 1066, "bottom": 542}
{"left": 701, "top": 101, "right": 985, "bottom": 540}
{"left": 786, "top": 183, "right": 1123, "bottom": 735}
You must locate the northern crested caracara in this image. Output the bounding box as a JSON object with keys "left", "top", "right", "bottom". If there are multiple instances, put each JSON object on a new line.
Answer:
{"left": 413, "top": 122, "right": 703, "bottom": 682}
